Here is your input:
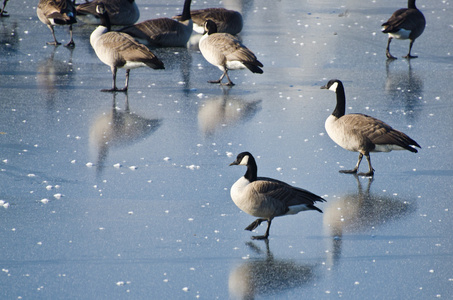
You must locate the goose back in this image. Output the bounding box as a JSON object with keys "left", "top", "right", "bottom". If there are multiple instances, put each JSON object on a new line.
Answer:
{"left": 174, "top": 8, "right": 243, "bottom": 35}
{"left": 119, "top": 0, "right": 192, "bottom": 47}
{"left": 120, "top": 17, "right": 193, "bottom": 47}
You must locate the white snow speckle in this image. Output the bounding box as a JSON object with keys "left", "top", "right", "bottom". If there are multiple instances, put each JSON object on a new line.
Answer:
{"left": 40, "top": 198, "right": 49, "bottom": 204}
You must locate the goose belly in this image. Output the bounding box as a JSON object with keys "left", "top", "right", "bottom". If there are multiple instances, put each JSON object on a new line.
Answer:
{"left": 225, "top": 60, "right": 246, "bottom": 70}
{"left": 122, "top": 61, "right": 148, "bottom": 69}
{"left": 388, "top": 28, "right": 411, "bottom": 40}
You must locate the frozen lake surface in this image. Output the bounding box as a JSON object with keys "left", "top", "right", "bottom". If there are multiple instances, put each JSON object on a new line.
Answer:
{"left": 1, "top": 0, "right": 452, "bottom": 299}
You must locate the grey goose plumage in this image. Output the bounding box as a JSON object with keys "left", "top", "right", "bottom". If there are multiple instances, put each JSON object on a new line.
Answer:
{"left": 230, "top": 152, "right": 325, "bottom": 240}
{"left": 90, "top": 3, "right": 164, "bottom": 92}
{"left": 199, "top": 20, "right": 263, "bottom": 86}
{"left": 321, "top": 79, "right": 421, "bottom": 176}
{"left": 76, "top": 0, "right": 139, "bottom": 25}
{"left": 37, "top": 0, "right": 77, "bottom": 47}
{"left": 173, "top": 7, "right": 243, "bottom": 35}
{"left": 381, "top": 0, "right": 425, "bottom": 59}
{"left": 119, "top": 0, "right": 193, "bottom": 47}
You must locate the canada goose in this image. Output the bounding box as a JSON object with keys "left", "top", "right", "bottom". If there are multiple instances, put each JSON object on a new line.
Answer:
{"left": 199, "top": 20, "right": 263, "bottom": 86}
{"left": 119, "top": 0, "right": 192, "bottom": 47}
{"left": 381, "top": 0, "right": 425, "bottom": 59}
{"left": 173, "top": 7, "right": 243, "bottom": 35}
{"left": 76, "top": 0, "right": 139, "bottom": 25}
{"left": 229, "top": 152, "right": 325, "bottom": 240}
{"left": 321, "top": 79, "right": 421, "bottom": 176}
{"left": 90, "top": 3, "right": 164, "bottom": 92}
{"left": 0, "top": 0, "right": 9, "bottom": 17}
{"left": 37, "top": 0, "right": 77, "bottom": 47}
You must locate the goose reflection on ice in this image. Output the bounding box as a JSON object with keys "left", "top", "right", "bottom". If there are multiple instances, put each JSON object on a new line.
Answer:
{"left": 36, "top": 47, "right": 75, "bottom": 107}
{"left": 89, "top": 93, "right": 161, "bottom": 174}
{"left": 198, "top": 87, "right": 261, "bottom": 137}
{"left": 323, "top": 175, "right": 415, "bottom": 265}
{"left": 229, "top": 240, "right": 316, "bottom": 300}
{"left": 384, "top": 59, "right": 423, "bottom": 121}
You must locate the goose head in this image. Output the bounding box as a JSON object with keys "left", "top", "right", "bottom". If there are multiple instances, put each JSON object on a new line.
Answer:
{"left": 320, "top": 79, "right": 342, "bottom": 93}
{"left": 95, "top": 3, "right": 106, "bottom": 16}
{"left": 229, "top": 151, "right": 254, "bottom": 166}
{"left": 229, "top": 151, "right": 258, "bottom": 182}
{"left": 203, "top": 19, "right": 218, "bottom": 35}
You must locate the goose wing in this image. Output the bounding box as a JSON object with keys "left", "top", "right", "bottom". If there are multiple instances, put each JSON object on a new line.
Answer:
{"left": 254, "top": 177, "right": 325, "bottom": 207}
{"left": 207, "top": 33, "right": 263, "bottom": 67}
{"left": 99, "top": 32, "right": 164, "bottom": 69}
{"left": 341, "top": 114, "right": 420, "bottom": 152}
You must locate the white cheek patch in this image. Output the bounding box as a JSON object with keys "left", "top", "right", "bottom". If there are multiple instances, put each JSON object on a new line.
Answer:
{"left": 329, "top": 82, "right": 338, "bottom": 92}
{"left": 239, "top": 155, "right": 249, "bottom": 165}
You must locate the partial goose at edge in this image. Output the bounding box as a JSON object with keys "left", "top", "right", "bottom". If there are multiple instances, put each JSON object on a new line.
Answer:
{"left": 381, "top": 0, "right": 425, "bottom": 59}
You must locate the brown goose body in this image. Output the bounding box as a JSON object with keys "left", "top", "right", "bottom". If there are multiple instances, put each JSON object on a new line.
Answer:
{"left": 381, "top": 0, "right": 425, "bottom": 59}
{"left": 37, "top": 0, "right": 77, "bottom": 46}
{"left": 174, "top": 7, "right": 243, "bottom": 35}
{"left": 119, "top": 0, "right": 192, "bottom": 47}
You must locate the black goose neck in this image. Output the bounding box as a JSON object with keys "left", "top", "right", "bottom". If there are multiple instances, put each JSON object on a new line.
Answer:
{"left": 244, "top": 156, "right": 258, "bottom": 182}
{"left": 99, "top": 11, "right": 111, "bottom": 31}
{"left": 332, "top": 81, "right": 346, "bottom": 118}
{"left": 408, "top": 0, "right": 417, "bottom": 9}
{"left": 180, "top": 0, "right": 192, "bottom": 22}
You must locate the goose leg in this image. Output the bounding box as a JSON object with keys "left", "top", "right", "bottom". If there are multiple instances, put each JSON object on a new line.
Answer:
{"left": 0, "top": 0, "right": 8, "bottom": 17}
{"left": 118, "top": 69, "right": 130, "bottom": 92}
{"left": 357, "top": 153, "right": 374, "bottom": 177}
{"left": 251, "top": 219, "right": 272, "bottom": 240}
{"left": 65, "top": 24, "right": 75, "bottom": 47}
{"left": 102, "top": 66, "right": 120, "bottom": 92}
{"left": 403, "top": 40, "right": 417, "bottom": 59}
{"left": 47, "top": 25, "right": 61, "bottom": 46}
{"left": 245, "top": 218, "right": 266, "bottom": 231}
{"left": 222, "top": 70, "right": 235, "bottom": 86}
{"left": 208, "top": 71, "right": 226, "bottom": 84}
{"left": 340, "top": 153, "right": 362, "bottom": 174}
{"left": 385, "top": 37, "right": 396, "bottom": 60}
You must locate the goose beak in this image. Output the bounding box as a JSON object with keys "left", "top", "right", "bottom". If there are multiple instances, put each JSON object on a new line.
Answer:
{"left": 229, "top": 161, "right": 238, "bottom": 166}
{"left": 320, "top": 85, "right": 328, "bottom": 89}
